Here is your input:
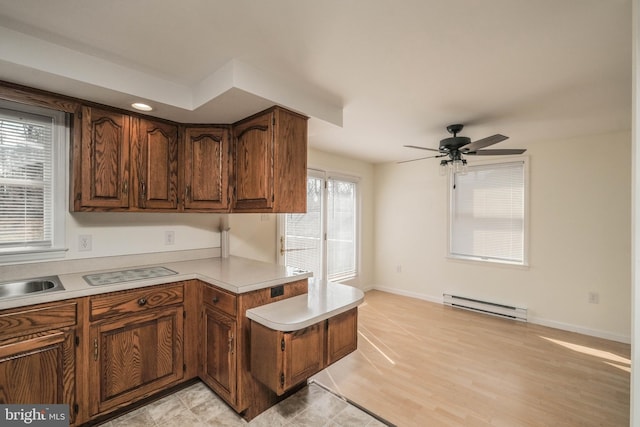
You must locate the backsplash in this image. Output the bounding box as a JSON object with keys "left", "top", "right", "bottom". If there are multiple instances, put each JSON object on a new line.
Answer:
{"left": 0, "top": 248, "right": 219, "bottom": 282}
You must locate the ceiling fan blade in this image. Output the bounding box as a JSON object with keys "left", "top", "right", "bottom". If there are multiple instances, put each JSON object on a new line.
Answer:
{"left": 403, "top": 144, "right": 441, "bottom": 152}
{"left": 465, "top": 148, "right": 526, "bottom": 156}
{"left": 461, "top": 134, "right": 509, "bottom": 152}
{"left": 397, "top": 154, "right": 446, "bottom": 164}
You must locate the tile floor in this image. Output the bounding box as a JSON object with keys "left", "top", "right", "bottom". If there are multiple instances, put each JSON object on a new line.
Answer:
{"left": 98, "top": 381, "right": 389, "bottom": 427}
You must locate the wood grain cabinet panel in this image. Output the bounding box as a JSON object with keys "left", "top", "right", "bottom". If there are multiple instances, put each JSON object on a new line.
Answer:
{"left": 131, "top": 118, "right": 179, "bottom": 210}
{"left": 89, "top": 282, "right": 184, "bottom": 321}
{"left": 0, "top": 301, "right": 78, "bottom": 425}
{"left": 88, "top": 283, "right": 185, "bottom": 417}
{"left": 201, "top": 305, "right": 237, "bottom": 405}
{"left": 232, "top": 107, "right": 308, "bottom": 213}
{"left": 79, "top": 106, "right": 130, "bottom": 208}
{"left": 89, "top": 305, "right": 184, "bottom": 416}
{"left": 250, "top": 321, "right": 325, "bottom": 396}
{"left": 326, "top": 308, "right": 358, "bottom": 365}
{"left": 183, "top": 127, "right": 231, "bottom": 211}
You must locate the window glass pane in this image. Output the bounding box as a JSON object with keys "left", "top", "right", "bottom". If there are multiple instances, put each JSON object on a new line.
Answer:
{"left": 450, "top": 161, "right": 525, "bottom": 264}
{"left": 327, "top": 178, "right": 357, "bottom": 280}
{"left": 283, "top": 175, "right": 323, "bottom": 280}
{"left": 282, "top": 172, "right": 359, "bottom": 282}
{"left": 0, "top": 108, "right": 54, "bottom": 248}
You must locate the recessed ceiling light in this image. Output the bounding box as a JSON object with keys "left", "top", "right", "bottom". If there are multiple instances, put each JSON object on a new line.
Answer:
{"left": 131, "top": 102, "right": 153, "bottom": 112}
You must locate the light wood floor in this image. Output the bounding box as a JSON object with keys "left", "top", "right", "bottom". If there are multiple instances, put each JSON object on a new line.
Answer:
{"left": 312, "top": 290, "right": 630, "bottom": 427}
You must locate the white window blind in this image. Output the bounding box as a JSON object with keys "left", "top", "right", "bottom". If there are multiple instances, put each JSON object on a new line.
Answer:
{"left": 326, "top": 178, "right": 357, "bottom": 280}
{"left": 0, "top": 101, "right": 66, "bottom": 260}
{"left": 281, "top": 171, "right": 359, "bottom": 282}
{"left": 282, "top": 174, "right": 323, "bottom": 279}
{"left": 450, "top": 160, "right": 526, "bottom": 264}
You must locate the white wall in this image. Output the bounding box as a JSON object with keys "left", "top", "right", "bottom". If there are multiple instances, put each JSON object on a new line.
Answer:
{"left": 66, "top": 212, "right": 222, "bottom": 260}
{"left": 374, "top": 130, "right": 631, "bottom": 342}
{"left": 229, "top": 147, "right": 376, "bottom": 287}
{"left": 631, "top": 0, "right": 638, "bottom": 422}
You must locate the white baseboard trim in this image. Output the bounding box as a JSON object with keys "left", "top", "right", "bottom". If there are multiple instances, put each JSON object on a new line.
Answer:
{"left": 527, "top": 316, "right": 630, "bottom": 344}
{"left": 369, "top": 285, "right": 442, "bottom": 304}
{"left": 368, "top": 285, "right": 630, "bottom": 344}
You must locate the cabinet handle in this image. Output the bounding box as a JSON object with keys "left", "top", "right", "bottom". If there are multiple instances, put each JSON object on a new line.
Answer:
{"left": 185, "top": 186, "right": 191, "bottom": 202}
{"left": 137, "top": 297, "right": 147, "bottom": 306}
{"left": 212, "top": 296, "right": 219, "bottom": 304}
{"left": 93, "top": 338, "right": 98, "bottom": 361}
{"left": 123, "top": 180, "right": 128, "bottom": 195}
{"left": 228, "top": 334, "right": 234, "bottom": 354}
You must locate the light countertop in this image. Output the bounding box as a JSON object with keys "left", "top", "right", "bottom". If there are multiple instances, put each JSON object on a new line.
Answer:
{"left": 0, "top": 256, "right": 312, "bottom": 310}
{"left": 246, "top": 279, "right": 364, "bottom": 331}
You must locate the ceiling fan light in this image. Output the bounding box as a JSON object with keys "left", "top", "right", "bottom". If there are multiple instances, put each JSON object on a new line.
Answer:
{"left": 439, "top": 160, "right": 448, "bottom": 176}
{"left": 453, "top": 159, "right": 467, "bottom": 175}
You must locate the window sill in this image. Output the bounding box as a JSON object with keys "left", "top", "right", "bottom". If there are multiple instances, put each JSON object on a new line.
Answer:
{"left": 0, "top": 247, "right": 68, "bottom": 265}
{"left": 446, "top": 255, "right": 529, "bottom": 270}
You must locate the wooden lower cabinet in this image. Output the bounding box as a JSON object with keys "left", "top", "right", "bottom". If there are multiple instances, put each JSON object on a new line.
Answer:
{"left": 200, "top": 305, "right": 237, "bottom": 405}
{"left": 250, "top": 322, "right": 325, "bottom": 396}
{"left": 0, "top": 277, "right": 351, "bottom": 424}
{"left": 0, "top": 301, "right": 78, "bottom": 425}
{"left": 326, "top": 308, "right": 358, "bottom": 365}
{"left": 249, "top": 307, "right": 358, "bottom": 397}
{"left": 88, "top": 286, "right": 185, "bottom": 417}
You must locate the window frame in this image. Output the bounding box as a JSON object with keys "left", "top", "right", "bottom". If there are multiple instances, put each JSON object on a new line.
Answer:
{"left": 447, "top": 156, "right": 529, "bottom": 267}
{"left": 0, "top": 99, "right": 68, "bottom": 264}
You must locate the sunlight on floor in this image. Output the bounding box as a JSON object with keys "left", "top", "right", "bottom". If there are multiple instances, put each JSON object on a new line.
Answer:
{"left": 540, "top": 336, "right": 631, "bottom": 371}
{"left": 604, "top": 361, "right": 632, "bottom": 373}
{"left": 359, "top": 330, "right": 396, "bottom": 365}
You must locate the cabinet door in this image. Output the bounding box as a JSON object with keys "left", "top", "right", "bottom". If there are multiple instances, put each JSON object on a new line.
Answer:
{"left": 326, "top": 308, "right": 358, "bottom": 365}
{"left": 282, "top": 323, "right": 325, "bottom": 392}
{"left": 132, "top": 118, "right": 179, "bottom": 209}
{"left": 0, "top": 329, "right": 76, "bottom": 424}
{"left": 89, "top": 306, "right": 183, "bottom": 416}
{"left": 232, "top": 112, "right": 274, "bottom": 211}
{"left": 184, "top": 127, "right": 230, "bottom": 211}
{"left": 250, "top": 320, "right": 325, "bottom": 396}
{"left": 80, "top": 106, "right": 130, "bottom": 208}
{"left": 201, "top": 306, "right": 236, "bottom": 405}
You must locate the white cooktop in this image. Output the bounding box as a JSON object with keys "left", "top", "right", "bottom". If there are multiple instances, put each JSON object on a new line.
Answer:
{"left": 83, "top": 266, "right": 177, "bottom": 286}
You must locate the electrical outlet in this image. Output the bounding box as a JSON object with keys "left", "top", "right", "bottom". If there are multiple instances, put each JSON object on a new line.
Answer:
{"left": 165, "top": 230, "right": 175, "bottom": 245}
{"left": 261, "top": 214, "right": 270, "bottom": 222}
{"left": 78, "top": 234, "right": 92, "bottom": 252}
{"left": 588, "top": 292, "right": 599, "bottom": 304}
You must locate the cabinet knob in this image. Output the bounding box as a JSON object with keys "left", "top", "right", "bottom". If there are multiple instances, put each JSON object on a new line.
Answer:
{"left": 137, "top": 297, "right": 147, "bottom": 306}
{"left": 212, "top": 296, "right": 219, "bottom": 304}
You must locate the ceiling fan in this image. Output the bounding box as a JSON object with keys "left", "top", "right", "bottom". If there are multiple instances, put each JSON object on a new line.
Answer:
{"left": 400, "top": 124, "right": 526, "bottom": 173}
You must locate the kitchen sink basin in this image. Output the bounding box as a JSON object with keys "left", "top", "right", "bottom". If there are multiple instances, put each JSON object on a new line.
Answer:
{"left": 0, "top": 276, "right": 65, "bottom": 299}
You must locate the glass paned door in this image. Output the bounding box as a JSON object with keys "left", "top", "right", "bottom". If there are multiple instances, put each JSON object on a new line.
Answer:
{"left": 280, "top": 173, "right": 324, "bottom": 281}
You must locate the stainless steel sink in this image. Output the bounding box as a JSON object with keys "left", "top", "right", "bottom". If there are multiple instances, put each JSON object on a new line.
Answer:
{"left": 0, "top": 276, "right": 65, "bottom": 299}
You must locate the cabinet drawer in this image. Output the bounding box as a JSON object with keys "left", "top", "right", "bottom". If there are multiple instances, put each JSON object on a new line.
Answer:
{"left": 90, "top": 282, "right": 183, "bottom": 321}
{"left": 0, "top": 301, "right": 77, "bottom": 340}
{"left": 203, "top": 284, "right": 236, "bottom": 317}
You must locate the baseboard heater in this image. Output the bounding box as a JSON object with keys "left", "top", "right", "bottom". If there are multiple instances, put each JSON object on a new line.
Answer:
{"left": 443, "top": 293, "right": 527, "bottom": 322}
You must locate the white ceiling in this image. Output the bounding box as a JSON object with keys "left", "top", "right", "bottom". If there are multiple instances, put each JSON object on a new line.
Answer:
{"left": 0, "top": 0, "right": 631, "bottom": 164}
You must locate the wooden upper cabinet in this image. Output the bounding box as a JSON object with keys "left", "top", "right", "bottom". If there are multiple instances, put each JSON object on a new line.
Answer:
{"left": 71, "top": 103, "right": 307, "bottom": 213}
{"left": 184, "top": 127, "right": 230, "bottom": 211}
{"left": 131, "top": 118, "right": 179, "bottom": 210}
{"left": 79, "top": 106, "right": 130, "bottom": 209}
{"left": 232, "top": 107, "right": 308, "bottom": 213}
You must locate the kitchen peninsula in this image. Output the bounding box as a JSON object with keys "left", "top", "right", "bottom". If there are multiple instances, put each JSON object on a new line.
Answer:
{"left": 0, "top": 255, "right": 363, "bottom": 425}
